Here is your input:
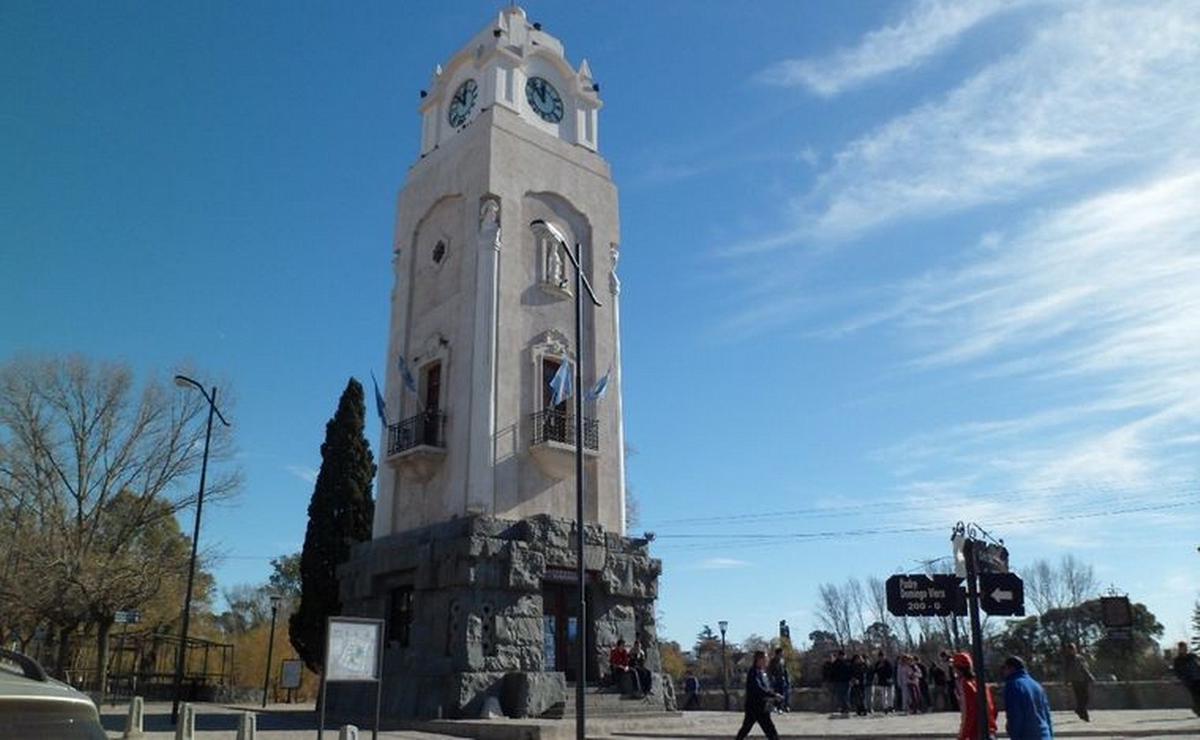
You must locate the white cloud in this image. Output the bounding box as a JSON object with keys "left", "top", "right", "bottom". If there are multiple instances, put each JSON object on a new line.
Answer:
{"left": 758, "top": 0, "right": 1026, "bottom": 96}
{"left": 733, "top": 1, "right": 1200, "bottom": 253}
{"left": 697, "top": 557, "right": 752, "bottom": 570}
{"left": 285, "top": 465, "right": 318, "bottom": 484}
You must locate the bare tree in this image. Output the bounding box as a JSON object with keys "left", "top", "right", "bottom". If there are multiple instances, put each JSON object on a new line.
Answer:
{"left": 1025, "top": 555, "right": 1097, "bottom": 615}
{"left": 0, "top": 356, "right": 239, "bottom": 683}
{"left": 816, "top": 582, "right": 854, "bottom": 647}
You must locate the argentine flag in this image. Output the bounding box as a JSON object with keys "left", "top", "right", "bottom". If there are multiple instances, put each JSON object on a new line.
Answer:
{"left": 549, "top": 360, "right": 573, "bottom": 406}
{"left": 370, "top": 371, "right": 388, "bottom": 425}
{"left": 398, "top": 355, "right": 418, "bottom": 394}
{"left": 586, "top": 367, "right": 611, "bottom": 402}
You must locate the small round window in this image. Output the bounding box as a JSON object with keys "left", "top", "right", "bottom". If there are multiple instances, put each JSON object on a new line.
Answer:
{"left": 432, "top": 240, "right": 447, "bottom": 264}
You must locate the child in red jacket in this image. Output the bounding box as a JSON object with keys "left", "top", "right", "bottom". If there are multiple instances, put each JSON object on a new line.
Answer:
{"left": 952, "top": 652, "right": 997, "bottom": 740}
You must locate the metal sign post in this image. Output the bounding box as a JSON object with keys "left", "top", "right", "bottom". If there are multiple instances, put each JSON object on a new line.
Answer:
{"left": 963, "top": 539, "right": 989, "bottom": 740}
{"left": 319, "top": 617, "right": 384, "bottom": 740}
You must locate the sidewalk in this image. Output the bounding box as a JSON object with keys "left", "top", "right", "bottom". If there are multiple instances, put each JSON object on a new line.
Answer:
{"left": 591, "top": 708, "right": 1200, "bottom": 739}
{"left": 100, "top": 702, "right": 1200, "bottom": 739}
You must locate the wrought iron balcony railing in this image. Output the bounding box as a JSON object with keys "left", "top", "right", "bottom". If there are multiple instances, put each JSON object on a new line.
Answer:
{"left": 530, "top": 407, "right": 599, "bottom": 451}
{"left": 388, "top": 410, "right": 446, "bottom": 456}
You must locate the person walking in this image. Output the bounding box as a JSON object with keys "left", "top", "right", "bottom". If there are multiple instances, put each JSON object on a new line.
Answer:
{"left": 951, "top": 652, "right": 997, "bottom": 740}
{"left": 682, "top": 670, "right": 700, "bottom": 710}
{"left": 1062, "top": 643, "right": 1094, "bottom": 722}
{"left": 1002, "top": 656, "right": 1053, "bottom": 740}
{"left": 1172, "top": 641, "right": 1200, "bottom": 717}
{"left": 735, "top": 650, "right": 783, "bottom": 740}
{"left": 871, "top": 651, "right": 894, "bottom": 714}
{"left": 767, "top": 647, "right": 791, "bottom": 713}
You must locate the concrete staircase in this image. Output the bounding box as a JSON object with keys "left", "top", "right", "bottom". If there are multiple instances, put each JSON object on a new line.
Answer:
{"left": 542, "top": 684, "right": 676, "bottom": 719}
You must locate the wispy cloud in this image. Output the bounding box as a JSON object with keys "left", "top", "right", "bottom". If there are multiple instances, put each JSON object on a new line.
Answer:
{"left": 733, "top": 1, "right": 1200, "bottom": 253}
{"left": 697, "top": 557, "right": 752, "bottom": 570}
{"left": 285, "top": 465, "right": 318, "bottom": 484}
{"left": 721, "top": 1, "right": 1200, "bottom": 528}
{"left": 757, "top": 0, "right": 1026, "bottom": 96}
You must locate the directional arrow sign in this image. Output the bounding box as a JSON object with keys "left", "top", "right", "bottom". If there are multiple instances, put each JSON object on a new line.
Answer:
{"left": 979, "top": 572, "right": 1025, "bottom": 616}
{"left": 886, "top": 574, "right": 965, "bottom": 617}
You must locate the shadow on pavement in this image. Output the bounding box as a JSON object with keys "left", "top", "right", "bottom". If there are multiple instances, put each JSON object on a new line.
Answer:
{"left": 100, "top": 707, "right": 340, "bottom": 733}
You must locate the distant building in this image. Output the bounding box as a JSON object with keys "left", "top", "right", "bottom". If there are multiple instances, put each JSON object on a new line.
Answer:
{"left": 334, "top": 6, "right": 665, "bottom": 720}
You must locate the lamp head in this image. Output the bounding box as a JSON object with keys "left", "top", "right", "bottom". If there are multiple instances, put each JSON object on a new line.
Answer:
{"left": 529, "top": 219, "right": 569, "bottom": 247}
{"left": 174, "top": 375, "right": 191, "bottom": 388}
{"left": 718, "top": 620, "right": 728, "bottom": 635}
{"left": 269, "top": 594, "right": 283, "bottom": 605}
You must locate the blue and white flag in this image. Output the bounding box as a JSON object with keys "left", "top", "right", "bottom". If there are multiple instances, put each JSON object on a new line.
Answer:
{"left": 370, "top": 371, "right": 388, "bottom": 425}
{"left": 549, "top": 360, "right": 573, "bottom": 406}
{"left": 398, "top": 355, "right": 418, "bottom": 394}
{"left": 586, "top": 366, "right": 611, "bottom": 402}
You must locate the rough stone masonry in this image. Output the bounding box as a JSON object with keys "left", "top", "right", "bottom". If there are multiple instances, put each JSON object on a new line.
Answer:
{"left": 330, "top": 514, "right": 670, "bottom": 720}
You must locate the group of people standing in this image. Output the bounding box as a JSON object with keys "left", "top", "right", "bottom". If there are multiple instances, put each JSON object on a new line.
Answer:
{"left": 821, "top": 649, "right": 958, "bottom": 715}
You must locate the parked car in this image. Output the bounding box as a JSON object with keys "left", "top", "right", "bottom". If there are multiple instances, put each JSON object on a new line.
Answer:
{"left": 0, "top": 648, "right": 106, "bottom": 739}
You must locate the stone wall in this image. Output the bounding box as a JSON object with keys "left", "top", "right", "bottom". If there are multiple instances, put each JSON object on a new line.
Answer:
{"left": 330, "top": 514, "right": 665, "bottom": 720}
{"left": 682, "top": 680, "right": 1193, "bottom": 713}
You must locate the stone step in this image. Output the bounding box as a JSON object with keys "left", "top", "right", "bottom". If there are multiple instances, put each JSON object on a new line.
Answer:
{"left": 543, "top": 690, "right": 673, "bottom": 719}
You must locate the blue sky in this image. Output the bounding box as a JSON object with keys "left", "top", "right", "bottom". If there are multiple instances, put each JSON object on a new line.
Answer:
{"left": 3, "top": 1, "right": 1197, "bottom": 647}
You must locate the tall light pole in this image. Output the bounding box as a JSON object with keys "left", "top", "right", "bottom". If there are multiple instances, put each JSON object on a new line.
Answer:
{"left": 171, "top": 374, "right": 229, "bottom": 724}
{"left": 531, "top": 220, "right": 602, "bottom": 740}
{"left": 262, "top": 594, "right": 282, "bottom": 708}
{"left": 718, "top": 620, "right": 729, "bottom": 711}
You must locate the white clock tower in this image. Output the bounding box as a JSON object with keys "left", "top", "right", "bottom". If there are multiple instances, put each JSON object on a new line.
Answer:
{"left": 374, "top": 4, "right": 626, "bottom": 538}
{"left": 335, "top": 8, "right": 665, "bottom": 720}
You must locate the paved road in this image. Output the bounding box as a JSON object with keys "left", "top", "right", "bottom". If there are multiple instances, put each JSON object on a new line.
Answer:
{"left": 100, "top": 702, "right": 1200, "bottom": 739}
{"left": 592, "top": 708, "right": 1200, "bottom": 739}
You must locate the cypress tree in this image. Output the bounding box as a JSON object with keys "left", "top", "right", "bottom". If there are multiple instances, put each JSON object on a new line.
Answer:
{"left": 1192, "top": 600, "right": 1200, "bottom": 651}
{"left": 289, "top": 378, "right": 376, "bottom": 673}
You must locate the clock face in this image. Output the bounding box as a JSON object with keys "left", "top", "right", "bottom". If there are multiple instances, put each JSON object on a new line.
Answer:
{"left": 525, "top": 76, "right": 564, "bottom": 123}
{"left": 447, "top": 79, "right": 478, "bottom": 127}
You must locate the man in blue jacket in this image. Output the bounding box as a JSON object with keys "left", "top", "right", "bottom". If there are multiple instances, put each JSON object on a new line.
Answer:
{"left": 1002, "top": 656, "right": 1053, "bottom": 739}
{"left": 736, "top": 650, "right": 783, "bottom": 740}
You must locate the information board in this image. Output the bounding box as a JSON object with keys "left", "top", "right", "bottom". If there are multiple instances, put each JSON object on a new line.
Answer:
{"left": 324, "top": 617, "right": 383, "bottom": 682}
{"left": 280, "top": 659, "right": 303, "bottom": 690}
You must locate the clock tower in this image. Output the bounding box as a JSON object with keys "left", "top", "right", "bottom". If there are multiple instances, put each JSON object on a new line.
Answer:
{"left": 333, "top": 7, "right": 667, "bottom": 721}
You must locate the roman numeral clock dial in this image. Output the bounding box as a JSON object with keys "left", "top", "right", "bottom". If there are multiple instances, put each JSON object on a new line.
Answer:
{"left": 525, "top": 76, "right": 564, "bottom": 123}
{"left": 447, "top": 79, "right": 478, "bottom": 127}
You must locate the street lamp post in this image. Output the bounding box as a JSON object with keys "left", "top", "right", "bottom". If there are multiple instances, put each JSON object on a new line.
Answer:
{"left": 718, "top": 620, "right": 729, "bottom": 711}
{"left": 170, "top": 374, "right": 230, "bottom": 725}
{"left": 262, "top": 594, "right": 282, "bottom": 708}
{"left": 531, "top": 220, "right": 602, "bottom": 740}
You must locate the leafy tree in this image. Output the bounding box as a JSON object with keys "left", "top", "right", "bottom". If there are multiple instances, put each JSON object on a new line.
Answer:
{"left": 659, "top": 640, "right": 686, "bottom": 682}
{"left": 0, "top": 356, "right": 237, "bottom": 684}
{"left": 289, "top": 379, "right": 376, "bottom": 673}
{"left": 990, "top": 598, "right": 1163, "bottom": 679}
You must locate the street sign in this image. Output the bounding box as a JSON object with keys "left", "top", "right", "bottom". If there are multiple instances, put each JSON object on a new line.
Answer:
{"left": 979, "top": 572, "right": 1025, "bottom": 616}
{"left": 975, "top": 543, "right": 1010, "bottom": 574}
{"left": 114, "top": 610, "right": 141, "bottom": 625}
{"left": 1100, "top": 596, "right": 1133, "bottom": 628}
{"left": 886, "top": 574, "right": 966, "bottom": 617}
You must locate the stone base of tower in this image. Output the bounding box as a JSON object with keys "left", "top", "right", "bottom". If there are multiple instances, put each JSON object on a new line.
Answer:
{"left": 328, "top": 514, "right": 671, "bottom": 721}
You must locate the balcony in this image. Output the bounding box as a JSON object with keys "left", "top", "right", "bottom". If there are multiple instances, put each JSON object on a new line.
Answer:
{"left": 529, "top": 408, "right": 598, "bottom": 479}
{"left": 386, "top": 410, "right": 446, "bottom": 482}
